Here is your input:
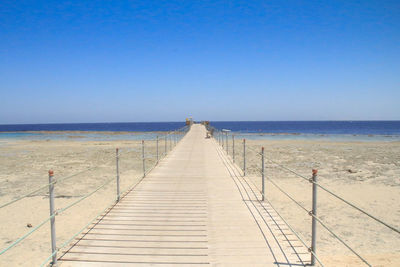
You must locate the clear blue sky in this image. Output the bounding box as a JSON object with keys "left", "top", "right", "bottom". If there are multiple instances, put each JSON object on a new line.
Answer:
{"left": 1, "top": 0, "right": 399, "bottom": 123}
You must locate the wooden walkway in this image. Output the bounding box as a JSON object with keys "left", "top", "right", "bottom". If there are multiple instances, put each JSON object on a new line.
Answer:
{"left": 59, "top": 124, "right": 309, "bottom": 266}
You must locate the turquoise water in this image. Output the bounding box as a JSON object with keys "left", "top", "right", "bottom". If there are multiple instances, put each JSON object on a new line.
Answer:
{"left": 0, "top": 132, "right": 167, "bottom": 141}
{"left": 232, "top": 133, "right": 400, "bottom": 142}
{"left": 1, "top": 131, "right": 399, "bottom": 142}
{"left": 0, "top": 122, "right": 187, "bottom": 141}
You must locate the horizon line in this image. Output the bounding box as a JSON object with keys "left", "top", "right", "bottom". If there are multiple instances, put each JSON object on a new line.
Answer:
{"left": 1, "top": 119, "right": 400, "bottom": 125}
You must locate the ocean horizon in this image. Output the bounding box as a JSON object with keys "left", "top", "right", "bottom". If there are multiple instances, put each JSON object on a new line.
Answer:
{"left": 0, "top": 121, "right": 399, "bottom": 142}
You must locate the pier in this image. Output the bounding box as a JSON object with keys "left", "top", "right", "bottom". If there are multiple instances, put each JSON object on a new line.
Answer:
{"left": 2, "top": 123, "right": 398, "bottom": 266}
{"left": 58, "top": 124, "right": 308, "bottom": 266}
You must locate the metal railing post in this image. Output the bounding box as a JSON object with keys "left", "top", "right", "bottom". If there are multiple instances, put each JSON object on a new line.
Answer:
{"left": 156, "top": 136, "right": 159, "bottom": 163}
{"left": 48, "top": 170, "right": 57, "bottom": 266}
{"left": 164, "top": 136, "right": 167, "bottom": 156}
{"left": 261, "top": 147, "right": 265, "bottom": 201}
{"left": 232, "top": 135, "right": 235, "bottom": 163}
{"left": 142, "top": 140, "right": 146, "bottom": 177}
{"left": 116, "top": 148, "right": 120, "bottom": 202}
{"left": 225, "top": 132, "right": 228, "bottom": 154}
{"left": 174, "top": 131, "right": 177, "bottom": 146}
{"left": 243, "top": 139, "right": 246, "bottom": 176}
{"left": 311, "top": 169, "right": 318, "bottom": 265}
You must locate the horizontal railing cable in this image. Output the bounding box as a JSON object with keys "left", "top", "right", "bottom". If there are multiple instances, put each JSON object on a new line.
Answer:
{"left": 39, "top": 198, "right": 117, "bottom": 267}
{"left": 265, "top": 157, "right": 400, "bottom": 235}
{"left": 313, "top": 180, "right": 400, "bottom": 235}
{"left": 0, "top": 165, "right": 101, "bottom": 210}
{"left": 262, "top": 196, "right": 324, "bottom": 266}
{"left": 265, "top": 158, "right": 309, "bottom": 182}
{"left": 310, "top": 213, "right": 371, "bottom": 266}
{"left": 144, "top": 159, "right": 160, "bottom": 177}
{"left": 56, "top": 176, "right": 115, "bottom": 215}
{"left": 242, "top": 174, "right": 321, "bottom": 265}
{"left": 0, "top": 213, "right": 55, "bottom": 256}
{"left": 215, "top": 137, "right": 324, "bottom": 266}
{"left": 1, "top": 124, "right": 190, "bottom": 261}
{"left": 265, "top": 177, "right": 309, "bottom": 213}
{"left": 244, "top": 155, "right": 376, "bottom": 266}
{"left": 118, "top": 148, "right": 141, "bottom": 156}
{"left": 244, "top": 145, "right": 262, "bottom": 155}
{"left": 247, "top": 168, "right": 264, "bottom": 177}
{"left": 211, "top": 129, "right": 377, "bottom": 266}
{"left": 242, "top": 174, "right": 262, "bottom": 194}
{"left": 40, "top": 146, "right": 165, "bottom": 266}
{"left": 0, "top": 182, "right": 52, "bottom": 210}
{"left": 0, "top": 139, "right": 163, "bottom": 210}
{"left": 55, "top": 166, "right": 103, "bottom": 185}
{"left": 0, "top": 175, "right": 115, "bottom": 256}
{"left": 104, "top": 125, "right": 188, "bottom": 143}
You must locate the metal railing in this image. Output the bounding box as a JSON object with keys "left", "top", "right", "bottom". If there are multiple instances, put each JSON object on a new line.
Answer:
{"left": 0, "top": 125, "right": 190, "bottom": 266}
{"left": 210, "top": 127, "right": 399, "bottom": 267}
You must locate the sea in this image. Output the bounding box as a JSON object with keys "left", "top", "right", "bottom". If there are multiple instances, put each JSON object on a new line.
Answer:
{"left": 0, "top": 121, "right": 399, "bottom": 141}
{"left": 0, "top": 122, "right": 186, "bottom": 141}
{"left": 210, "top": 121, "right": 400, "bottom": 141}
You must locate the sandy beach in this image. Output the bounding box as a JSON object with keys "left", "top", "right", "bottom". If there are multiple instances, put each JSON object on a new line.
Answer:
{"left": 0, "top": 135, "right": 399, "bottom": 266}
{"left": 0, "top": 137, "right": 162, "bottom": 266}
{"left": 239, "top": 139, "right": 400, "bottom": 266}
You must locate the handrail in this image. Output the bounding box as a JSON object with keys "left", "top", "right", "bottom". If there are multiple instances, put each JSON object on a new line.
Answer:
{"left": 266, "top": 157, "right": 400, "bottom": 235}
{"left": 0, "top": 124, "right": 190, "bottom": 262}
{"left": 266, "top": 177, "right": 309, "bottom": 213}
{"left": 0, "top": 182, "right": 52, "bottom": 210}
{"left": 39, "top": 197, "right": 118, "bottom": 267}
{"left": 39, "top": 164, "right": 150, "bottom": 267}
{"left": 214, "top": 140, "right": 324, "bottom": 266}
{"left": 266, "top": 158, "right": 309, "bottom": 182}
{"left": 0, "top": 176, "right": 114, "bottom": 256}
{"left": 57, "top": 176, "right": 115, "bottom": 214}
{"left": 0, "top": 126, "right": 190, "bottom": 211}
{"left": 0, "top": 165, "right": 101, "bottom": 210}
{"left": 265, "top": 176, "right": 371, "bottom": 266}
{"left": 263, "top": 197, "right": 325, "bottom": 267}
{"left": 211, "top": 126, "right": 397, "bottom": 266}
{"left": 310, "top": 213, "right": 371, "bottom": 266}
{"left": 312, "top": 180, "right": 400, "bottom": 235}
{"left": 247, "top": 148, "right": 400, "bottom": 235}
{"left": 0, "top": 214, "right": 55, "bottom": 255}
{"left": 245, "top": 145, "right": 263, "bottom": 155}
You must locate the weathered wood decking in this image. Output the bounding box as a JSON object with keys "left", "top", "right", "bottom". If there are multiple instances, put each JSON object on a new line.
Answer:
{"left": 59, "top": 124, "right": 309, "bottom": 266}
